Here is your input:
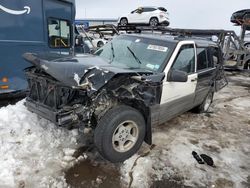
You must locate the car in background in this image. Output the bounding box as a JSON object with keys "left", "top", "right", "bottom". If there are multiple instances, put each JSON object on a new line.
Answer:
{"left": 118, "top": 6, "right": 169, "bottom": 27}
{"left": 231, "top": 9, "right": 250, "bottom": 30}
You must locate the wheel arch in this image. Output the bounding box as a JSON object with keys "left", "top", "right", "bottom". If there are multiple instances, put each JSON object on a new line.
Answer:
{"left": 120, "top": 17, "right": 128, "bottom": 22}
{"left": 149, "top": 16, "right": 159, "bottom": 22}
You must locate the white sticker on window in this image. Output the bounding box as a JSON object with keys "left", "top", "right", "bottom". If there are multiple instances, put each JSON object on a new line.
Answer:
{"left": 147, "top": 45, "right": 168, "bottom": 52}
{"left": 146, "top": 64, "right": 160, "bottom": 70}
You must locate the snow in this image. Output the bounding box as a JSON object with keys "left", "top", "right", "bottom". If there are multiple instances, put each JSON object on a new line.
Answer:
{"left": 120, "top": 74, "right": 250, "bottom": 188}
{"left": 0, "top": 73, "right": 249, "bottom": 188}
{"left": 0, "top": 101, "right": 82, "bottom": 188}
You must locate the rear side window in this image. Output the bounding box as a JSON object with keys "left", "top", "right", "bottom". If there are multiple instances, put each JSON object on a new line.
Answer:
{"left": 209, "top": 47, "right": 220, "bottom": 66}
{"left": 197, "top": 48, "right": 208, "bottom": 70}
{"left": 197, "top": 48, "right": 214, "bottom": 71}
{"left": 158, "top": 7, "right": 167, "bottom": 12}
{"left": 143, "top": 8, "right": 157, "bottom": 12}
{"left": 172, "top": 44, "right": 195, "bottom": 74}
{"left": 48, "top": 18, "right": 71, "bottom": 48}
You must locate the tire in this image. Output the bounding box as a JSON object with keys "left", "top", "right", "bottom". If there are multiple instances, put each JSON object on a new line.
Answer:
{"left": 243, "top": 60, "right": 250, "bottom": 70}
{"left": 149, "top": 17, "right": 159, "bottom": 27}
{"left": 120, "top": 18, "right": 128, "bottom": 26}
{"left": 97, "top": 41, "right": 104, "bottom": 48}
{"left": 94, "top": 105, "right": 146, "bottom": 163}
{"left": 194, "top": 91, "right": 214, "bottom": 113}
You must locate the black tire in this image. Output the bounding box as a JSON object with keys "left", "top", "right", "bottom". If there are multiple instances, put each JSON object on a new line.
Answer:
{"left": 149, "top": 17, "right": 159, "bottom": 27}
{"left": 243, "top": 60, "right": 250, "bottom": 70}
{"left": 119, "top": 18, "right": 128, "bottom": 26}
{"left": 94, "top": 105, "right": 146, "bottom": 163}
{"left": 194, "top": 91, "right": 214, "bottom": 113}
{"left": 97, "top": 41, "right": 104, "bottom": 48}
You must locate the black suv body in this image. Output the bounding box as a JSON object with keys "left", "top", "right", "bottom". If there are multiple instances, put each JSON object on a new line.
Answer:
{"left": 24, "top": 34, "right": 226, "bottom": 162}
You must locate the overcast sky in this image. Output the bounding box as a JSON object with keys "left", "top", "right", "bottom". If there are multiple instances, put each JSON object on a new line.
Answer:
{"left": 76, "top": 0, "right": 249, "bottom": 34}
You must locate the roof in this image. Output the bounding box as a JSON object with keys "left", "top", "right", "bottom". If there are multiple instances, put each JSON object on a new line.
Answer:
{"left": 123, "top": 33, "right": 218, "bottom": 47}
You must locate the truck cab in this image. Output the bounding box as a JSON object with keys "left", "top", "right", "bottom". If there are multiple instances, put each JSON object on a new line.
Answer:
{"left": 0, "top": 0, "right": 76, "bottom": 98}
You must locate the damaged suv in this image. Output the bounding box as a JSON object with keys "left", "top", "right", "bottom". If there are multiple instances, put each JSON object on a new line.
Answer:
{"left": 24, "top": 34, "right": 226, "bottom": 162}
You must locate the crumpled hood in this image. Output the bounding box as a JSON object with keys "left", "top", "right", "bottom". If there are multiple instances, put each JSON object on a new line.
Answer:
{"left": 23, "top": 53, "right": 164, "bottom": 96}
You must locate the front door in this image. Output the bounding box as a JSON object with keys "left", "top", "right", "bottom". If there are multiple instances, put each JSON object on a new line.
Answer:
{"left": 159, "top": 42, "right": 198, "bottom": 124}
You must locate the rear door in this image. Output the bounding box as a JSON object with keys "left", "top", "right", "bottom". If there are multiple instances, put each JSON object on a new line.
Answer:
{"left": 193, "top": 47, "right": 216, "bottom": 106}
{"left": 159, "top": 41, "right": 198, "bottom": 124}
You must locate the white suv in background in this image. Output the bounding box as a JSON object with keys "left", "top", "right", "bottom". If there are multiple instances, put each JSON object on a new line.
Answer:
{"left": 118, "top": 7, "right": 169, "bottom": 27}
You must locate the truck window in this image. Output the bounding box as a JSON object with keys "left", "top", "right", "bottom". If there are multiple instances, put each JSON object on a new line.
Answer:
{"left": 172, "top": 44, "right": 195, "bottom": 74}
{"left": 197, "top": 48, "right": 209, "bottom": 70}
{"left": 48, "top": 18, "right": 71, "bottom": 48}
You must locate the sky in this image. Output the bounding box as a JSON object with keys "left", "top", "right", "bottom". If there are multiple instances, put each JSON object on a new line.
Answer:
{"left": 75, "top": 0, "right": 249, "bottom": 34}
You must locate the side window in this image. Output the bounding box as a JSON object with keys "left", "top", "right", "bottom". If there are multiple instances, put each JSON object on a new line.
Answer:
{"left": 48, "top": 18, "right": 71, "bottom": 48}
{"left": 172, "top": 44, "right": 195, "bottom": 74}
{"left": 197, "top": 48, "right": 208, "bottom": 71}
{"left": 209, "top": 47, "right": 220, "bottom": 66}
{"left": 143, "top": 8, "right": 156, "bottom": 12}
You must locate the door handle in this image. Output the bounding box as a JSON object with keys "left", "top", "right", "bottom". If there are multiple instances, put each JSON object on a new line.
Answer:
{"left": 191, "top": 78, "right": 197, "bottom": 82}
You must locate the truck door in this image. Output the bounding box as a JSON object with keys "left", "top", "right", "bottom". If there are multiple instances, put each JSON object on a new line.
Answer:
{"left": 159, "top": 41, "right": 198, "bottom": 124}
{"left": 44, "top": 0, "right": 74, "bottom": 55}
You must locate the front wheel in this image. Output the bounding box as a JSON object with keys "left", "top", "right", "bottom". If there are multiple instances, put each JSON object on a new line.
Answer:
{"left": 120, "top": 18, "right": 128, "bottom": 26}
{"left": 94, "top": 105, "right": 146, "bottom": 163}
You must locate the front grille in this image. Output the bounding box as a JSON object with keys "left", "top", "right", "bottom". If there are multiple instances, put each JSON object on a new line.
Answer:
{"left": 26, "top": 71, "right": 76, "bottom": 109}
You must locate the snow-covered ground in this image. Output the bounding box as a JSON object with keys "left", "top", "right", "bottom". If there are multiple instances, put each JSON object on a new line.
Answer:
{"left": 121, "top": 72, "right": 250, "bottom": 188}
{"left": 0, "top": 72, "right": 249, "bottom": 188}
{"left": 0, "top": 101, "right": 83, "bottom": 188}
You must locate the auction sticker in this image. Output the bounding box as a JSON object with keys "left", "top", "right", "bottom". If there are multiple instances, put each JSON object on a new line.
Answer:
{"left": 147, "top": 45, "right": 168, "bottom": 52}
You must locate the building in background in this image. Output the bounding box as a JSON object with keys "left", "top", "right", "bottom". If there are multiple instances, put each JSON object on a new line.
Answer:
{"left": 75, "top": 18, "right": 118, "bottom": 28}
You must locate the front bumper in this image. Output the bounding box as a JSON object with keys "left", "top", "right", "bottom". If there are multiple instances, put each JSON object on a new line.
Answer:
{"left": 25, "top": 98, "right": 81, "bottom": 127}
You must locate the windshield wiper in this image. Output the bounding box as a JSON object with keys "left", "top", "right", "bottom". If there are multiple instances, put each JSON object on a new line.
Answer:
{"left": 127, "top": 46, "right": 142, "bottom": 65}
{"left": 110, "top": 42, "right": 115, "bottom": 62}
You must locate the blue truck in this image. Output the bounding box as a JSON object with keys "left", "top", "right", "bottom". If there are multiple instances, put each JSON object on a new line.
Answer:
{"left": 0, "top": 0, "right": 77, "bottom": 99}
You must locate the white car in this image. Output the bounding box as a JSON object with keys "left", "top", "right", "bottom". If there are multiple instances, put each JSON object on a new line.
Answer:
{"left": 118, "top": 7, "right": 169, "bottom": 27}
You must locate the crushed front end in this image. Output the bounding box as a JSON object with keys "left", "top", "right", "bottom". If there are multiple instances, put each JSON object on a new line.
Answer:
{"left": 24, "top": 53, "right": 164, "bottom": 130}
{"left": 25, "top": 67, "right": 92, "bottom": 128}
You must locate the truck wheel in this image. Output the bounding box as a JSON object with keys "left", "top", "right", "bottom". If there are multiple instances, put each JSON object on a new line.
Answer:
{"left": 149, "top": 17, "right": 159, "bottom": 27}
{"left": 120, "top": 18, "right": 128, "bottom": 26}
{"left": 194, "top": 91, "right": 214, "bottom": 113}
{"left": 94, "top": 105, "right": 146, "bottom": 163}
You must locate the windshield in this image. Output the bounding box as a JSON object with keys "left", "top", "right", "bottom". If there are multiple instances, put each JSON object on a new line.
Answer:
{"left": 95, "top": 35, "right": 173, "bottom": 72}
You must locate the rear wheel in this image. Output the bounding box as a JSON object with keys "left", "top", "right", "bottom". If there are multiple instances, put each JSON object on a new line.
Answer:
{"left": 94, "top": 105, "right": 146, "bottom": 163}
{"left": 194, "top": 91, "right": 214, "bottom": 113}
{"left": 149, "top": 17, "right": 159, "bottom": 27}
{"left": 243, "top": 60, "right": 250, "bottom": 70}
{"left": 120, "top": 18, "right": 128, "bottom": 26}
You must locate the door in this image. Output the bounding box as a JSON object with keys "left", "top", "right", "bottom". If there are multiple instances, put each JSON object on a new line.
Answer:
{"left": 128, "top": 8, "right": 145, "bottom": 23}
{"left": 44, "top": 0, "right": 73, "bottom": 55}
{"left": 194, "top": 47, "right": 216, "bottom": 106}
{"left": 159, "top": 42, "right": 198, "bottom": 124}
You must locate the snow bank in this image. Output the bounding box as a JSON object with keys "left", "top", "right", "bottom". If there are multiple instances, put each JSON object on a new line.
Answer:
{"left": 0, "top": 100, "right": 81, "bottom": 188}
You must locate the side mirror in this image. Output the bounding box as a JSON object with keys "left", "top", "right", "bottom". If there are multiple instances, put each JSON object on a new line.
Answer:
{"left": 167, "top": 70, "right": 188, "bottom": 82}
